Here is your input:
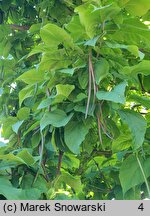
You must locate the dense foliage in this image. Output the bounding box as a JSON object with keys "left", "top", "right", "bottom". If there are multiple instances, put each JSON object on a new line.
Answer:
{"left": 0, "top": 0, "right": 150, "bottom": 200}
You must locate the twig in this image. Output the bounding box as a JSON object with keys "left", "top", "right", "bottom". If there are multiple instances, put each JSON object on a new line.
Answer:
{"left": 136, "top": 155, "right": 150, "bottom": 199}
{"left": 98, "top": 101, "right": 113, "bottom": 140}
{"left": 9, "top": 24, "right": 30, "bottom": 31}
{"left": 39, "top": 131, "right": 44, "bottom": 166}
{"left": 100, "top": 123, "right": 113, "bottom": 140}
{"left": 92, "top": 149, "right": 112, "bottom": 157}
{"left": 56, "top": 150, "right": 63, "bottom": 176}
{"left": 32, "top": 130, "right": 45, "bottom": 185}
{"left": 41, "top": 162, "right": 49, "bottom": 181}
{"left": 85, "top": 53, "right": 92, "bottom": 119}
{"left": 96, "top": 112, "right": 103, "bottom": 147}
{"left": 85, "top": 51, "right": 97, "bottom": 118}
{"left": 89, "top": 51, "right": 96, "bottom": 110}
{"left": 86, "top": 183, "right": 113, "bottom": 193}
{"left": 92, "top": 157, "right": 112, "bottom": 190}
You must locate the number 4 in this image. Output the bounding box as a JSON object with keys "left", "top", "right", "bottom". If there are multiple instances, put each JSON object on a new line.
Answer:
{"left": 138, "top": 203, "right": 144, "bottom": 211}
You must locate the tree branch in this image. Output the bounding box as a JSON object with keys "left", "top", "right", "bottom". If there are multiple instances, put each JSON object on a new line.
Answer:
{"left": 9, "top": 24, "right": 30, "bottom": 31}
{"left": 56, "top": 150, "right": 63, "bottom": 176}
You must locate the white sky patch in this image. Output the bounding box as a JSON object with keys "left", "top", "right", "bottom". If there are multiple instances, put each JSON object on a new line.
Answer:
{"left": 10, "top": 82, "right": 17, "bottom": 93}
{"left": 144, "top": 21, "right": 150, "bottom": 25}
{"left": 0, "top": 127, "right": 9, "bottom": 144}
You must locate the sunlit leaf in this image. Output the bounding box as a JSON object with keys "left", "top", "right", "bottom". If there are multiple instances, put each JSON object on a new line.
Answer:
{"left": 96, "top": 82, "right": 127, "bottom": 104}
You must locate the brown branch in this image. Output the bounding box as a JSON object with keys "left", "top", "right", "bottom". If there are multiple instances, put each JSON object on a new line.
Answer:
{"left": 96, "top": 86, "right": 104, "bottom": 148}
{"left": 92, "top": 149, "right": 112, "bottom": 157}
{"left": 41, "top": 162, "right": 49, "bottom": 182}
{"left": 9, "top": 24, "right": 30, "bottom": 31}
{"left": 85, "top": 53, "right": 92, "bottom": 119}
{"left": 89, "top": 51, "right": 97, "bottom": 111}
{"left": 56, "top": 150, "right": 63, "bottom": 176}
{"left": 85, "top": 51, "right": 97, "bottom": 118}
{"left": 96, "top": 112, "right": 103, "bottom": 147}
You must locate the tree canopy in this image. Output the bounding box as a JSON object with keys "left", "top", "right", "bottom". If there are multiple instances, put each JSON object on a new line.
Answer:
{"left": 0, "top": 0, "right": 150, "bottom": 200}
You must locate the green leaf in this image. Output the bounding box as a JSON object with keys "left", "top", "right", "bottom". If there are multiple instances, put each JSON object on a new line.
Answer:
{"left": 17, "top": 107, "right": 30, "bottom": 120}
{"left": 17, "top": 69, "right": 44, "bottom": 84}
{"left": 29, "top": 23, "right": 41, "bottom": 33}
{"left": 56, "top": 84, "right": 75, "bottom": 98}
{"left": 96, "top": 82, "right": 127, "bottom": 104}
{"left": 124, "top": 0, "right": 150, "bottom": 16}
{"left": 40, "top": 109, "right": 73, "bottom": 131}
{"left": 112, "top": 133, "right": 132, "bottom": 153}
{"left": 37, "top": 97, "right": 52, "bottom": 109}
{"left": 0, "top": 176, "right": 23, "bottom": 199}
{"left": 38, "top": 84, "right": 74, "bottom": 109}
{"left": 39, "top": 50, "right": 71, "bottom": 72}
{"left": 128, "top": 94, "right": 150, "bottom": 109}
{"left": 112, "top": 18, "right": 150, "bottom": 49}
{"left": 17, "top": 149, "right": 35, "bottom": 166}
{"left": 1, "top": 117, "right": 17, "bottom": 139}
{"left": 58, "top": 68, "right": 76, "bottom": 75}
{"left": 21, "top": 174, "right": 48, "bottom": 194}
{"left": 0, "top": 176, "right": 42, "bottom": 200}
{"left": 74, "top": 104, "right": 87, "bottom": 114}
{"left": 3, "top": 41, "right": 12, "bottom": 58}
{"left": 127, "top": 45, "right": 140, "bottom": 58}
{"left": 143, "top": 75, "right": 150, "bottom": 92}
{"left": 40, "top": 23, "right": 74, "bottom": 48}
{"left": 64, "top": 120, "right": 91, "bottom": 154}
{"left": 73, "top": 93, "right": 87, "bottom": 102}
{"left": 28, "top": 43, "right": 47, "bottom": 57}
{"left": 0, "top": 153, "right": 26, "bottom": 170}
{"left": 62, "top": 154, "right": 80, "bottom": 169}
{"left": 94, "top": 58, "right": 109, "bottom": 84}
{"left": 119, "top": 155, "right": 150, "bottom": 194}
{"left": 118, "top": 110, "right": 147, "bottom": 149}
{"left": 84, "top": 35, "right": 100, "bottom": 47}
{"left": 23, "top": 121, "right": 40, "bottom": 136}
{"left": 65, "top": 16, "right": 86, "bottom": 42}
{"left": 93, "top": 3, "right": 121, "bottom": 21}
{"left": 75, "top": 4, "right": 100, "bottom": 38}
{"left": 132, "top": 60, "right": 150, "bottom": 76}
{"left": 50, "top": 95, "right": 66, "bottom": 105}
{"left": 78, "top": 70, "right": 88, "bottom": 89}
{"left": 105, "top": 41, "right": 143, "bottom": 59}
{"left": 12, "top": 120, "right": 24, "bottom": 134}
{"left": 122, "top": 60, "right": 150, "bottom": 76}
{"left": 19, "top": 85, "right": 34, "bottom": 107}
{"left": 56, "top": 170, "right": 82, "bottom": 193}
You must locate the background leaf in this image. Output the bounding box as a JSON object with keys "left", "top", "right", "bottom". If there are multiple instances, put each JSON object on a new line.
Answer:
{"left": 118, "top": 110, "right": 147, "bottom": 149}
{"left": 17, "top": 69, "right": 44, "bottom": 84}
{"left": 119, "top": 155, "right": 150, "bottom": 194}
{"left": 40, "top": 23, "right": 74, "bottom": 48}
{"left": 94, "top": 58, "right": 109, "bottom": 84}
{"left": 17, "top": 107, "right": 30, "bottom": 120}
{"left": 96, "top": 82, "right": 127, "bottom": 104}
{"left": 124, "top": 0, "right": 150, "bottom": 16}
{"left": 64, "top": 120, "right": 91, "bottom": 154}
{"left": 40, "top": 109, "right": 73, "bottom": 130}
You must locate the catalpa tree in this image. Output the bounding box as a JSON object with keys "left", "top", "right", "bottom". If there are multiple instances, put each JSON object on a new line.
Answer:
{"left": 0, "top": 0, "right": 150, "bottom": 200}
